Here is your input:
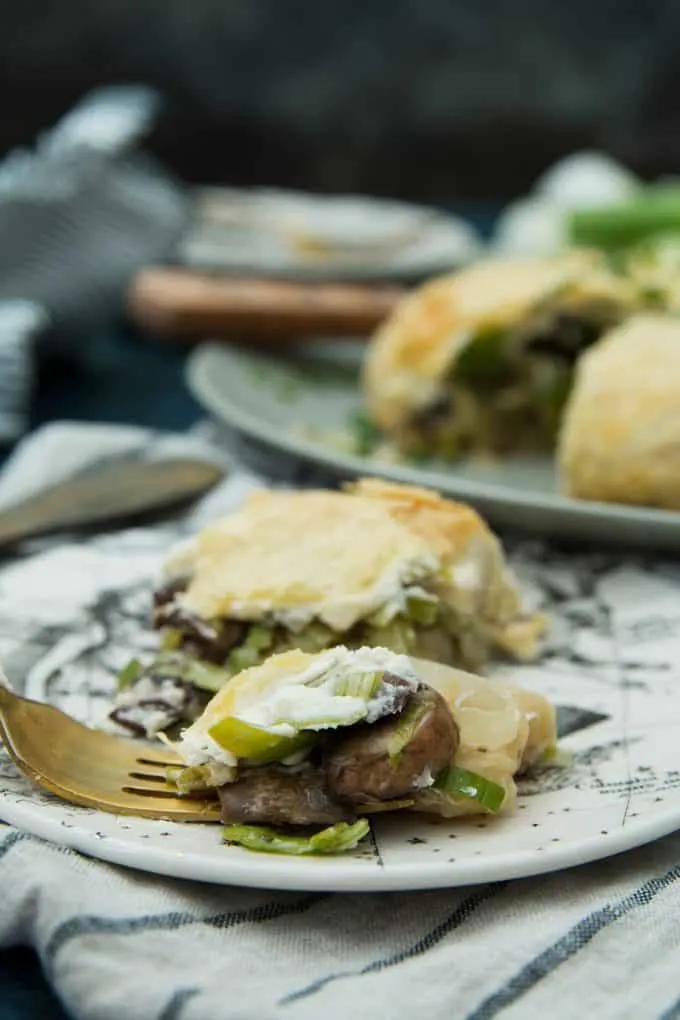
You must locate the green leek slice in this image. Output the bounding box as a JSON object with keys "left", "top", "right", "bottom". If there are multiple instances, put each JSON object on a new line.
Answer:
{"left": 160, "top": 629, "right": 183, "bottom": 651}
{"left": 116, "top": 658, "right": 143, "bottom": 690}
{"left": 387, "top": 697, "right": 429, "bottom": 763}
{"left": 227, "top": 645, "right": 265, "bottom": 673}
{"left": 294, "top": 621, "right": 336, "bottom": 653}
{"left": 540, "top": 745, "right": 572, "bottom": 767}
{"left": 225, "top": 624, "right": 275, "bottom": 674}
{"left": 364, "top": 618, "right": 416, "bottom": 655}
{"left": 185, "top": 660, "right": 230, "bottom": 694}
{"left": 333, "top": 671, "right": 383, "bottom": 700}
{"left": 433, "top": 765, "right": 506, "bottom": 813}
{"left": 243, "top": 625, "right": 275, "bottom": 652}
{"left": 455, "top": 327, "right": 509, "bottom": 385}
{"left": 165, "top": 765, "right": 212, "bottom": 794}
{"left": 208, "top": 716, "right": 314, "bottom": 762}
{"left": 222, "top": 819, "right": 370, "bottom": 856}
{"left": 406, "top": 594, "right": 439, "bottom": 626}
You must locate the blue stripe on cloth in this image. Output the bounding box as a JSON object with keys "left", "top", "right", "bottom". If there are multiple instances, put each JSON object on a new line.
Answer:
{"left": 659, "top": 995, "right": 680, "bottom": 1020}
{"left": 45, "top": 893, "right": 329, "bottom": 970}
{"left": 0, "top": 831, "right": 29, "bottom": 859}
{"left": 281, "top": 882, "right": 507, "bottom": 1005}
{"left": 158, "top": 987, "right": 200, "bottom": 1020}
{"left": 466, "top": 865, "right": 680, "bottom": 1020}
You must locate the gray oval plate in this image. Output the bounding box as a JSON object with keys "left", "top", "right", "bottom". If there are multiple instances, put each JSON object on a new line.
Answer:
{"left": 187, "top": 341, "right": 680, "bottom": 551}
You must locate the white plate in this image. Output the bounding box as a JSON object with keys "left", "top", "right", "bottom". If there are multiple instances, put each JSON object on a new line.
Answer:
{"left": 1, "top": 525, "right": 680, "bottom": 890}
{"left": 2, "top": 656, "right": 680, "bottom": 891}
{"left": 180, "top": 186, "right": 481, "bottom": 281}
{"left": 187, "top": 341, "right": 680, "bottom": 551}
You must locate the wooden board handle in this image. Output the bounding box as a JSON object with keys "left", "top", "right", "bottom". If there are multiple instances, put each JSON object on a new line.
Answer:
{"left": 127, "top": 268, "right": 404, "bottom": 344}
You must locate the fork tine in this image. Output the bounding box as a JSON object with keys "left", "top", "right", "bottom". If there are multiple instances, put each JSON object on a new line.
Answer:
{"left": 53, "top": 782, "right": 222, "bottom": 821}
{"left": 135, "top": 753, "right": 182, "bottom": 768}
{"left": 0, "top": 685, "right": 224, "bottom": 821}
{"left": 128, "top": 770, "right": 171, "bottom": 784}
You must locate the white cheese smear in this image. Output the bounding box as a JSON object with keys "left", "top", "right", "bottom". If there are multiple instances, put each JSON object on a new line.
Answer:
{"left": 162, "top": 538, "right": 438, "bottom": 634}
{"left": 178, "top": 646, "right": 420, "bottom": 768}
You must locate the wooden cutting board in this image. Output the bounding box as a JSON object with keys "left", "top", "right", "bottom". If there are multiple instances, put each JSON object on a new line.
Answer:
{"left": 127, "top": 267, "right": 405, "bottom": 344}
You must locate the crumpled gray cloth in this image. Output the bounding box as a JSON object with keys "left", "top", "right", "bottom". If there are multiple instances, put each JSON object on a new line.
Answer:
{"left": 0, "top": 85, "right": 188, "bottom": 443}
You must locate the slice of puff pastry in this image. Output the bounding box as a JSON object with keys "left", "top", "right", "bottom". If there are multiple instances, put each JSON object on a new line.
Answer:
{"left": 558, "top": 313, "right": 680, "bottom": 508}
{"left": 165, "top": 477, "right": 545, "bottom": 666}
{"left": 362, "top": 249, "right": 636, "bottom": 446}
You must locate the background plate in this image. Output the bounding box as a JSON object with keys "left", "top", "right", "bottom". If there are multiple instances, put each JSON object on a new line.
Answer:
{"left": 187, "top": 341, "right": 680, "bottom": 551}
{"left": 181, "top": 187, "right": 481, "bottom": 281}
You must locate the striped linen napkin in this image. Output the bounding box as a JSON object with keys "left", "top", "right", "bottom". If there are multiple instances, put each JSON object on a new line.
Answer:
{"left": 0, "top": 422, "right": 679, "bottom": 1020}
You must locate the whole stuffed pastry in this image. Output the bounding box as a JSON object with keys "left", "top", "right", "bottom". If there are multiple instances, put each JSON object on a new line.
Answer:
{"left": 362, "top": 250, "right": 637, "bottom": 459}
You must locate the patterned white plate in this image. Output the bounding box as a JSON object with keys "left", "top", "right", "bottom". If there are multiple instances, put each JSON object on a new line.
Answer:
{"left": 1, "top": 511, "right": 680, "bottom": 891}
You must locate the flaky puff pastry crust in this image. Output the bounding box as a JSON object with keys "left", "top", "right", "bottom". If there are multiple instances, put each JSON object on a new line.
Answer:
{"left": 362, "top": 250, "right": 635, "bottom": 434}
{"left": 178, "top": 487, "right": 435, "bottom": 629}
{"left": 168, "top": 477, "right": 544, "bottom": 660}
{"left": 558, "top": 314, "right": 680, "bottom": 509}
{"left": 348, "top": 479, "right": 545, "bottom": 658}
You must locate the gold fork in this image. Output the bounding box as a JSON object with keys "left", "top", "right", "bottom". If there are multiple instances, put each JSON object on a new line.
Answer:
{"left": 0, "top": 685, "right": 221, "bottom": 822}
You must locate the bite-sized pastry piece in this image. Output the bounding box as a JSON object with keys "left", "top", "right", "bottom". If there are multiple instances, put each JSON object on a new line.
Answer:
{"left": 110, "top": 479, "right": 544, "bottom": 736}
{"left": 362, "top": 250, "right": 637, "bottom": 459}
{"left": 558, "top": 314, "right": 680, "bottom": 509}
{"left": 167, "top": 646, "right": 557, "bottom": 853}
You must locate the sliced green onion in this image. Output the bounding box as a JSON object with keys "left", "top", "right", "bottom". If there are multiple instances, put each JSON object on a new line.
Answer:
{"left": 364, "top": 618, "right": 416, "bottom": 655}
{"left": 568, "top": 187, "right": 680, "bottom": 249}
{"left": 387, "top": 697, "right": 429, "bottom": 763}
{"left": 294, "top": 621, "right": 336, "bottom": 653}
{"left": 455, "top": 327, "right": 509, "bottom": 385}
{"left": 166, "top": 765, "right": 212, "bottom": 794}
{"left": 540, "top": 745, "right": 572, "bottom": 767}
{"left": 222, "top": 819, "right": 370, "bottom": 856}
{"left": 147, "top": 651, "right": 186, "bottom": 677}
{"left": 243, "top": 624, "right": 275, "bottom": 652}
{"left": 160, "top": 629, "right": 183, "bottom": 651}
{"left": 360, "top": 798, "right": 415, "bottom": 814}
{"left": 406, "top": 594, "right": 439, "bottom": 626}
{"left": 225, "top": 625, "right": 275, "bottom": 674}
{"left": 227, "top": 645, "right": 265, "bottom": 674}
{"left": 116, "top": 658, "right": 143, "bottom": 690}
{"left": 185, "top": 660, "right": 230, "bottom": 694}
{"left": 208, "top": 716, "right": 315, "bottom": 763}
{"left": 433, "top": 765, "right": 506, "bottom": 813}
{"left": 350, "top": 410, "right": 381, "bottom": 457}
{"left": 334, "top": 671, "right": 383, "bottom": 700}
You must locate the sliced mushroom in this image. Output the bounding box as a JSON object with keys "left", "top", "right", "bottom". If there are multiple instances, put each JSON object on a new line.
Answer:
{"left": 324, "top": 685, "right": 458, "bottom": 804}
{"left": 218, "top": 767, "right": 354, "bottom": 827}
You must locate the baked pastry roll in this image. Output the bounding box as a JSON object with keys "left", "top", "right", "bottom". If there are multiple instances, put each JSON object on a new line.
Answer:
{"left": 363, "top": 250, "right": 637, "bottom": 458}
{"left": 110, "top": 479, "right": 544, "bottom": 736}
{"left": 558, "top": 313, "right": 680, "bottom": 508}
{"left": 167, "top": 646, "right": 556, "bottom": 847}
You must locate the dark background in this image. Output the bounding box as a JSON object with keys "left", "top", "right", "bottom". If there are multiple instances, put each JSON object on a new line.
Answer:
{"left": 1, "top": 0, "right": 679, "bottom": 202}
